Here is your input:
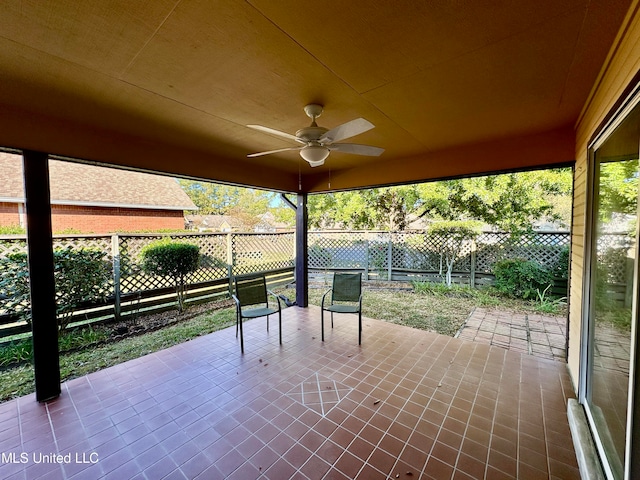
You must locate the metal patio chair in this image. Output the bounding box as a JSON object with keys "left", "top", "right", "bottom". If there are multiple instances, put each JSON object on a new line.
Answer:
{"left": 321, "top": 272, "right": 363, "bottom": 344}
{"left": 233, "top": 274, "right": 282, "bottom": 353}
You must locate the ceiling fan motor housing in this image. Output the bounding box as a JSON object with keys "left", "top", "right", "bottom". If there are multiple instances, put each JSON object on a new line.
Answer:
{"left": 296, "top": 126, "right": 329, "bottom": 143}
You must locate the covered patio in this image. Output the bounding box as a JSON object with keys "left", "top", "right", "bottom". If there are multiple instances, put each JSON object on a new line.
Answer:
{"left": 1, "top": 307, "right": 578, "bottom": 479}
{"left": 3, "top": 1, "right": 640, "bottom": 478}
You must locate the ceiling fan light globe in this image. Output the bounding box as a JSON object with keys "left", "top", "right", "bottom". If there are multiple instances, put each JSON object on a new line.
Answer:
{"left": 300, "top": 145, "right": 329, "bottom": 166}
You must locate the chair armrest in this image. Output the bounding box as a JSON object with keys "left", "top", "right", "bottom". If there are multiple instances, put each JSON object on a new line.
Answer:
{"left": 321, "top": 288, "right": 332, "bottom": 308}
{"left": 232, "top": 294, "right": 240, "bottom": 308}
{"left": 267, "top": 290, "right": 282, "bottom": 311}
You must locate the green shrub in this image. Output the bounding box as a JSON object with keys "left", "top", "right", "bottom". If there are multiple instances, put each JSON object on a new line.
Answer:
{"left": 54, "top": 248, "right": 112, "bottom": 331}
{"left": 551, "top": 245, "right": 570, "bottom": 279}
{"left": 492, "top": 258, "right": 552, "bottom": 300}
{"left": 139, "top": 240, "right": 200, "bottom": 312}
{"left": 0, "top": 247, "right": 111, "bottom": 332}
{"left": 0, "top": 225, "right": 25, "bottom": 235}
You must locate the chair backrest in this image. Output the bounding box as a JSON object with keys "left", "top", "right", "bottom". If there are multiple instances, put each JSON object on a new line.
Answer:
{"left": 235, "top": 274, "right": 268, "bottom": 306}
{"left": 332, "top": 272, "right": 362, "bottom": 302}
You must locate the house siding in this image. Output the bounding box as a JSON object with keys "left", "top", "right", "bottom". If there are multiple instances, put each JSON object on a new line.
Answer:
{"left": 569, "top": 2, "right": 640, "bottom": 390}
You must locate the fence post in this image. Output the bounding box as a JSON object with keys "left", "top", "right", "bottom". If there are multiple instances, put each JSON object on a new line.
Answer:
{"left": 470, "top": 239, "right": 477, "bottom": 288}
{"left": 625, "top": 256, "right": 634, "bottom": 308}
{"left": 227, "top": 233, "right": 234, "bottom": 294}
{"left": 387, "top": 234, "right": 393, "bottom": 281}
{"left": 364, "top": 239, "right": 370, "bottom": 280}
{"left": 112, "top": 234, "right": 121, "bottom": 320}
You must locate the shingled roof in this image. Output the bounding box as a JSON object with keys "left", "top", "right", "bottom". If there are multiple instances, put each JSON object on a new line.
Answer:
{"left": 0, "top": 152, "right": 196, "bottom": 210}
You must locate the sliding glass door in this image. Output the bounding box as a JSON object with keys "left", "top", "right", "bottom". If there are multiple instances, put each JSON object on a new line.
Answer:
{"left": 585, "top": 100, "right": 640, "bottom": 479}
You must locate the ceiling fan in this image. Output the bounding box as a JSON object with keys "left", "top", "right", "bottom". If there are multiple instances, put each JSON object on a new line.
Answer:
{"left": 247, "top": 104, "right": 384, "bottom": 167}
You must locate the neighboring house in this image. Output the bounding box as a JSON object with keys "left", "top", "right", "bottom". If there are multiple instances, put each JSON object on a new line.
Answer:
{"left": 0, "top": 152, "right": 197, "bottom": 233}
{"left": 186, "top": 212, "right": 292, "bottom": 233}
{"left": 185, "top": 214, "right": 247, "bottom": 232}
{"left": 256, "top": 212, "right": 293, "bottom": 233}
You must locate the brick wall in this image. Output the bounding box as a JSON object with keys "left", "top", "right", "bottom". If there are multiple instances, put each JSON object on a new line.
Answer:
{"left": 49, "top": 205, "right": 185, "bottom": 233}
{"left": 0, "top": 202, "right": 20, "bottom": 227}
{"left": 0, "top": 203, "right": 185, "bottom": 233}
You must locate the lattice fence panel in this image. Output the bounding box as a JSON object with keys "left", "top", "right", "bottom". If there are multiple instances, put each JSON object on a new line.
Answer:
{"left": 390, "top": 232, "right": 438, "bottom": 270}
{"left": 597, "top": 233, "right": 633, "bottom": 283}
{"left": 119, "top": 234, "right": 170, "bottom": 294}
{"left": 0, "top": 235, "right": 115, "bottom": 318}
{"left": 309, "top": 232, "right": 375, "bottom": 269}
{"left": 119, "top": 233, "right": 231, "bottom": 294}
{"left": 0, "top": 237, "right": 27, "bottom": 259}
{"left": 475, "top": 231, "right": 569, "bottom": 273}
{"left": 231, "top": 233, "right": 294, "bottom": 276}
{"left": 389, "top": 232, "right": 471, "bottom": 272}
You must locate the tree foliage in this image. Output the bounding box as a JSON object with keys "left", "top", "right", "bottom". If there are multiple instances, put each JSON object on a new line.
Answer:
{"left": 308, "top": 185, "right": 419, "bottom": 230}
{"left": 415, "top": 169, "right": 571, "bottom": 233}
{"left": 179, "top": 180, "right": 273, "bottom": 216}
{"left": 598, "top": 159, "right": 638, "bottom": 222}
{"left": 308, "top": 168, "right": 572, "bottom": 232}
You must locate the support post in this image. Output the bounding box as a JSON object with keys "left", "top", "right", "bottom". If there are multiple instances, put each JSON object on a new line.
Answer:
{"left": 22, "top": 150, "right": 60, "bottom": 402}
{"left": 295, "top": 193, "right": 308, "bottom": 307}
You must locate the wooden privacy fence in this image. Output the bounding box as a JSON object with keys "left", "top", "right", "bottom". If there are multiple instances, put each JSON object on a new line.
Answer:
{"left": 0, "top": 232, "right": 295, "bottom": 338}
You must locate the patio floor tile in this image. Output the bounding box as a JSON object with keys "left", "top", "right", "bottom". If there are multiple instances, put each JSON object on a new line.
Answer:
{"left": 0, "top": 306, "right": 579, "bottom": 479}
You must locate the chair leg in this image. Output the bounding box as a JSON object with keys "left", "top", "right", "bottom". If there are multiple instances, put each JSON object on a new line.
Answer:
{"left": 266, "top": 315, "right": 269, "bottom": 332}
{"left": 239, "top": 316, "right": 244, "bottom": 353}
{"left": 321, "top": 309, "right": 324, "bottom": 341}
{"left": 235, "top": 311, "right": 239, "bottom": 338}
{"left": 278, "top": 311, "right": 282, "bottom": 345}
{"left": 331, "top": 311, "right": 334, "bottom": 328}
{"left": 358, "top": 311, "right": 362, "bottom": 345}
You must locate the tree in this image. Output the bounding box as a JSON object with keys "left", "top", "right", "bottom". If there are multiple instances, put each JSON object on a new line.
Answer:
{"left": 598, "top": 159, "right": 638, "bottom": 222}
{"left": 428, "top": 220, "right": 482, "bottom": 286}
{"left": 139, "top": 241, "right": 200, "bottom": 313}
{"left": 308, "top": 168, "right": 572, "bottom": 232}
{"left": 308, "top": 185, "right": 419, "bottom": 230}
{"left": 415, "top": 169, "right": 572, "bottom": 233}
{"left": 179, "top": 180, "right": 273, "bottom": 216}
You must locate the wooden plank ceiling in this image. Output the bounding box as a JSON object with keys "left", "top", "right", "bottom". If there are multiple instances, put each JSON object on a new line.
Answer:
{"left": 0, "top": 0, "right": 632, "bottom": 192}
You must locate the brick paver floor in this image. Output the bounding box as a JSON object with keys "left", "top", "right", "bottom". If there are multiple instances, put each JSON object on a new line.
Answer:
{"left": 456, "top": 307, "right": 568, "bottom": 362}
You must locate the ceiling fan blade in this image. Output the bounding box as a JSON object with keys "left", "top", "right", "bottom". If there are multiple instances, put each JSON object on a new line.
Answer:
{"left": 247, "top": 124, "right": 304, "bottom": 144}
{"left": 247, "top": 147, "right": 301, "bottom": 158}
{"left": 319, "top": 118, "right": 375, "bottom": 144}
{"left": 329, "top": 143, "right": 384, "bottom": 156}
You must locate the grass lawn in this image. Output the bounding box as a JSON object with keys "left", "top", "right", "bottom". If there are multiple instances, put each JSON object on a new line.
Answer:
{"left": 0, "top": 283, "right": 563, "bottom": 403}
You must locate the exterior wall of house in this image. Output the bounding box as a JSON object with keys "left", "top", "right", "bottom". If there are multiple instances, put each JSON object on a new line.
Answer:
{"left": 569, "top": 3, "right": 640, "bottom": 389}
{"left": 0, "top": 202, "right": 20, "bottom": 227}
{"left": 0, "top": 203, "right": 185, "bottom": 233}
{"left": 49, "top": 205, "right": 185, "bottom": 233}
